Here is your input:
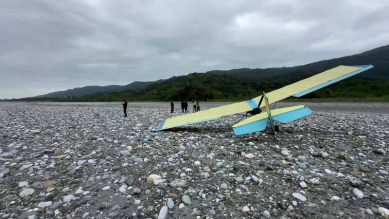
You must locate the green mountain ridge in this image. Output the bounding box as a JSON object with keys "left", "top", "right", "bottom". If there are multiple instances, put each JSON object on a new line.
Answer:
{"left": 69, "top": 72, "right": 388, "bottom": 102}
{"left": 208, "top": 44, "right": 389, "bottom": 81}
{"left": 15, "top": 43, "right": 389, "bottom": 102}
{"left": 33, "top": 80, "right": 166, "bottom": 98}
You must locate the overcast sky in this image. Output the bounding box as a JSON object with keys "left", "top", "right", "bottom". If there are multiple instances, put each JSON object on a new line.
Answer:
{"left": 1, "top": 0, "right": 388, "bottom": 98}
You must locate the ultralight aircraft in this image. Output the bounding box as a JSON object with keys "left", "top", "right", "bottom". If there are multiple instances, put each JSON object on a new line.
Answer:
{"left": 157, "top": 65, "right": 373, "bottom": 138}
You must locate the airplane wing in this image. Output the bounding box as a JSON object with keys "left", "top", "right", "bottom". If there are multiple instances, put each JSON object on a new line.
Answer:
{"left": 252, "top": 65, "right": 373, "bottom": 106}
{"left": 157, "top": 65, "right": 373, "bottom": 131}
{"left": 157, "top": 100, "right": 257, "bottom": 130}
{"left": 232, "top": 105, "right": 312, "bottom": 135}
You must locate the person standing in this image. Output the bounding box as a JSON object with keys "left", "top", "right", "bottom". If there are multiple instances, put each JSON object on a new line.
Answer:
{"left": 122, "top": 99, "right": 128, "bottom": 117}
{"left": 181, "top": 101, "right": 184, "bottom": 113}
{"left": 171, "top": 101, "right": 174, "bottom": 113}
{"left": 193, "top": 100, "right": 197, "bottom": 113}
{"left": 184, "top": 101, "right": 188, "bottom": 113}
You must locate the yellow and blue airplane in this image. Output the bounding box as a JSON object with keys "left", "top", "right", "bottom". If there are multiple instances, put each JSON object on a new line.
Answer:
{"left": 157, "top": 65, "right": 373, "bottom": 136}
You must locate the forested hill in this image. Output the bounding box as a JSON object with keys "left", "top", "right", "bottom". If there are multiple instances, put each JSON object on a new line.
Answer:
{"left": 208, "top": 44, "right": 389, "bottom": 81}
{"left": 65, "top": 72, "right": 389, "bottom": 102}
{"left": 64, "top": 44, "right": 389, "bottom": 102}
{"left": 33, "top": 80, "right": 164, "bottom": 98}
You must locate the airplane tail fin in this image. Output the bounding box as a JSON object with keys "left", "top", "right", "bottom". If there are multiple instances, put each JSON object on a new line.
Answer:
{"left": 263, "top": 92, "right": 275, "bottom": 134}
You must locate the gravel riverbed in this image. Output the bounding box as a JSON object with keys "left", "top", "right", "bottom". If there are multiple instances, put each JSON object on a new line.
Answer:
{"left": 0, "top": 102, "right": 388, "bottom": 219}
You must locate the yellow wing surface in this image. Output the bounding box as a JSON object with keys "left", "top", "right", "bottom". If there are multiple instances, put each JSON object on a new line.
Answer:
{"left": 157, "top": 100, "right": 256, "bottom": 130}
{"left": 252, "top": 65, "right": 373, "bottom": 107}
{"left": 157, "top": 65, "right": 373, "bottom": 130}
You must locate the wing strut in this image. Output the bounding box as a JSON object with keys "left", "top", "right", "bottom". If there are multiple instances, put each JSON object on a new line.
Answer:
{"left": 257, "top": 95, "right": 264, "bottom": 109}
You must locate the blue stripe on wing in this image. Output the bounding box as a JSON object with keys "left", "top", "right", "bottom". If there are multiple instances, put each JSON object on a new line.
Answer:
{"left": 246, "top": 100, "right": 258, "bottom": 109}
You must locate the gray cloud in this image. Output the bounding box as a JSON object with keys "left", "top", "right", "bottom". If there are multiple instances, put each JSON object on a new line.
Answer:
{"left": 1, "top": 0, "right": 388, "bottom": 98}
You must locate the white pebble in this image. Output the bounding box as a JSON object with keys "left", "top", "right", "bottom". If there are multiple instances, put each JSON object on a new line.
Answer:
{"left": 63, "top": 194, "right": 75, "bottom": 203}
{"left": 242, "top": 206, "right": 250, "bottom": 212}
{"left": 379, "top": 170, "right": 388, "bottom": 175}
{"left": 324, "top": 169, "right": 332, "bottom": 174}
{"left": 18, "top": 181, "right": 29, "bottom": 188}
{"left": 366, "top": 209, "right": 373, "bottom": 215}
{"left": 337, "top": 173, "right": 345, "bottom": 177}
{"left": 263, "top": 210, "right": 271, "bottom": 218}
{"left": 292, "top": 193, "right": 307, "bottom": 202}
{"left": 38, "top": 201, "right": 52, "bottom": 208}
{"left": 281, "top": 150, "right": 290, "bottom": 156}
{"left": 158, "top": 206, "right": 168, "bottom": 219}
{"left": 379, "top": 207, "right": 389, "bottom": 218}
{"left": 353, "top": 188, "right": 364, "bottom": 199}
{"left": 330, "top": 196, "right": 341, "bottom": 201}
{"left": 19, "top": 188, "right": 35, "bottom": 197}
{"left": 244, "top": 153, "right": 255, "bottom": 159}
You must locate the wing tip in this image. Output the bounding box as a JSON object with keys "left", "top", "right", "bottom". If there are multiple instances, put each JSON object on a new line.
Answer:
{"left": 157, "top": 121, "right": 165, "bottom": 131}
{"left": 293, "top": 64, "right": 373, "bottom": 97}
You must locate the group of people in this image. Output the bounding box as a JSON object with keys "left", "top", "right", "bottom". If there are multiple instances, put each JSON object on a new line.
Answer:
{"left": 179, "top": 101, "right": 189, "bottom": 113}
{"left": 121, "top": 99, "right": 201, "bottom": 118}
{"left": 170, "top": 100, "right": 200, "bottom": 114}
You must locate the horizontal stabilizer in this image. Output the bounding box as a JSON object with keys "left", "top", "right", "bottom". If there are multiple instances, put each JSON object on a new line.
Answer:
{"left": 233, "top": 119, "right": 267, "bottom": 135}
{"left": 232, "top": 105, "right": 309, "bottom": 135}
{"left": 273, "top": 107, "right": 312, "bottom": 123}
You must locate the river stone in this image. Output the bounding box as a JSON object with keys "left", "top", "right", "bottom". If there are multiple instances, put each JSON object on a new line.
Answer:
{"left": 353, "top": 188, "right": 364, "bottom": 199}
{"left": 292, "top": 193, "right": 307, "bottom": 202}
{"left": 18, "top": 181, "right": 29, "bottom": 188}
{"left": 171, "top": 179, "right": 187, "bottom": 187}
{"left": 167, "top": 198, "right": 174, "bottom": 209}
{"left": 158, "top": 206, "right": 168, "bottom": 219}
{"left": 20, "top": 188, "right": 35, "bottom": 197}
{"left": 182, "top": 195, "right": 191, "bottom": 205}
{"left": 38, "top": 201, "right": 53, "bottom": 208}
{"left": 220, "top": 183, "right": 228, "bottom": 189}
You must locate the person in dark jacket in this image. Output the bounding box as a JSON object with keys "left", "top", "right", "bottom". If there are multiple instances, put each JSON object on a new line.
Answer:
{"left": 122, "top": 99, "right": 128, "bottom": 117}
{"left": 171, "top": 101, "right": 174, "bottom": 113}
{"left": 184, "top": 101, "right": 188, "bottom": 113}
{"left": 181, "top": 101, "right": 184, "bottom": 113}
